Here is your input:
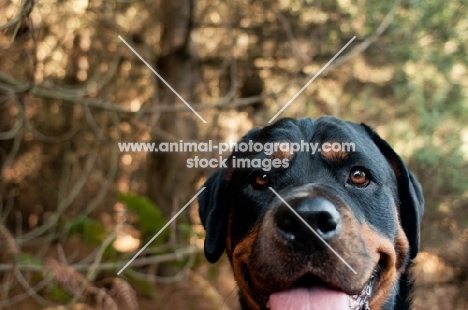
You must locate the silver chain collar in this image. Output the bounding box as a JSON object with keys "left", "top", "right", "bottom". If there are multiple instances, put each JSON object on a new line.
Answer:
{"left": 348, "top": 276, "right": 374, "bottom": 310}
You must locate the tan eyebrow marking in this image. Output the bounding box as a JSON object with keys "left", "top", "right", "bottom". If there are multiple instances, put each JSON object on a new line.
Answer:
{"left": 321, "top": 141, "right": 349, "bottom": 163}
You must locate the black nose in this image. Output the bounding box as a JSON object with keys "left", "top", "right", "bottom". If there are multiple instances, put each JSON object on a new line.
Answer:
{"left": 275, "top": 197, "right": 342, "bottom": 250}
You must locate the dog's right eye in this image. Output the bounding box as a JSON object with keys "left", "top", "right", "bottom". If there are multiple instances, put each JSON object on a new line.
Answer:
{"left": 252, "top": 173, "right": 270, "bottom": 190}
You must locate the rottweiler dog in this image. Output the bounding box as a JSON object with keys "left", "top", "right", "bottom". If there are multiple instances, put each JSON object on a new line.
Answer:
{"left": 198, "top": 116, "right": 424, "bottom": 310}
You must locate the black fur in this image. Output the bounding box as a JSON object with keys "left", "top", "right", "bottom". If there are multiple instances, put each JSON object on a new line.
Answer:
{"left": 199, "top": 116, "right": 424, "bottom": 310}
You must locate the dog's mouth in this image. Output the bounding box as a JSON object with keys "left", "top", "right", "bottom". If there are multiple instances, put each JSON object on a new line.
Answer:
{"left": 266, "top": 271, "right": 377, "bottom": 310}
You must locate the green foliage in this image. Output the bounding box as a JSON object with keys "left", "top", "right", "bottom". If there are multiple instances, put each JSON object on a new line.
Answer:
{"left": 67, "top": 216, "right": 109, "bottom": 246}
{"left": 118, "top": 192, "right": 167, "bottom": 243}
{"left": 19, "top": 253, "right": 42, "bottom": 266}
{"left": 350, "top": 1, "right": 468, "bottom": 215}
{"left": 411, "top": 145, "right": 468, "bottom": 206}
{"left": 47, "top": 281, "right": 73, "bottom": 303}
{"left": 177, "top": 223, "right": 193, "bottom": 235}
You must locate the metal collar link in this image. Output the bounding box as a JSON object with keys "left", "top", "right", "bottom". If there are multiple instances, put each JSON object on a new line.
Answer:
{"left": 349, "top": 276, "right": 374, "bottom": 310}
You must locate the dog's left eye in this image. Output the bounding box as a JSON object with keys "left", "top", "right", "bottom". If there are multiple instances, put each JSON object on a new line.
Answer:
{"left": 348, "top": 167, "right": 370, "bottom": 187}
{"left": 252, "top": 173, "right": 270, "bottom": 190}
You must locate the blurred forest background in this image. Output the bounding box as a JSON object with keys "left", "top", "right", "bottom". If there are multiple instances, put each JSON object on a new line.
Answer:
{"left": 0, "top": 0, "right": 467, "bottom": 309}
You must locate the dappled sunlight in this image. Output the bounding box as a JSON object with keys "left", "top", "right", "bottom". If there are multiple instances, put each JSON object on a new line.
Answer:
{"left": 414, "top": 252, "right": 453, "bottom": 282}
{"left": 113, "top": 233, "right": 141, "bottom": 253}
{"left": 0, "top": 0, "right": 466, "bottom": 308}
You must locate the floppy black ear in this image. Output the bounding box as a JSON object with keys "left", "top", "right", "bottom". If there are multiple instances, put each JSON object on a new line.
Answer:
{"left": 362, "top": 124, "right": 424, "bottom": 259}
{"left": 198, "top": 169, "right": 229, "bottom": 263}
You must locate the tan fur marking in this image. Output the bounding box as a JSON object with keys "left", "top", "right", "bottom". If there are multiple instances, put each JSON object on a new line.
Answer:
{"left": 224, "top": 163, "right": 234, "bottom": 182}
{"left": 387, "top": 157, "right": 402, "bottom": 178}
{"left": 225, "top": 211, "right": 233, "bottom": 260}
{"left": 394, "top": 204, "right": 410, "bottom": 272}
{"left": 270, "top": 142, "right": 294, "bottom": 160}
{"left": 359, "top": 223, "right": 396, "bottom": 309}
{"left": 360, "top": 218, "right": 409, "bottom": 310}
{"left": 395, "top": 224, "right": 410, "bottom": 271}
{"left": 225, "top": 195, "right": 410, "bottom": 310}
{"left": 321, "top": 141, "right": 348, "bottom": 163}
{"left": 231, "top": 226, "right": 260, "bottom": 310}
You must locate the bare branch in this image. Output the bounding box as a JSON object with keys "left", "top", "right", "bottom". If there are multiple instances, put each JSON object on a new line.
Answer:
{"left": 0, "top": 272, "right": 51, "bottom": 307}
{"left": 0, "top": 224, "right": 19, "bottom": 260}
{"left": 125, "top": 248, "right": 196, "bottom": 284}
{"left": 273, "top": 8, "right": 310, "bottom": 64}
{"left": 0, "top": 116, "right": 23, "bottom": 177}
{"left": 326, "top": 0, "right": 402, "bottom": 71}
{"left": 189, "top": 270, "right": 232, "bottom": 310}
{"left": 0, "top": 97, "right": 23, "bottom": 140}
{"left": 0, "top": 0, "right": 35, "bottom": 31}
{"left": 0, "top": 69, "right": 264, "bottom": 115}
{"left": 0, "top": 246, "right": 203, "bottom": 273}
{"left": 68, "top": 215, "right": 122, "bottom": 307}
{"left": 18, "top": 147, "right": 99, "bottom": 243}
{"left": 83, "top": 146, "right": 119, "bottom": 216}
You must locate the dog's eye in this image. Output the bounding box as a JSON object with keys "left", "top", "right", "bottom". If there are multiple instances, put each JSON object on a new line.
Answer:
{"left": 252, "top": 174, "right": 270, "bottom": 190}
{"left": 348, "top": 167, "right": 370, "bottom": 187}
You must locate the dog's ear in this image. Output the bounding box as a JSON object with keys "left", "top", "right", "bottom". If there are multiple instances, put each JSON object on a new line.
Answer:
{"left": 199, "top": 127, "right": 261, "bottom": 263}
{"left": 362, "top": 124, "right": 424, "bottom": 259}
{"left": 198, "top": 169, "right": 229, "bottom": 263}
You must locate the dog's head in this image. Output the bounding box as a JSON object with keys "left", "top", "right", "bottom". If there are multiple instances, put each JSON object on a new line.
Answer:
{"left": 199, "top": 116, "right": 423, "bottom": 310}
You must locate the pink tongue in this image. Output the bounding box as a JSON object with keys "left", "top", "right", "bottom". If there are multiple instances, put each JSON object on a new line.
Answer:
{"left": 269, "top": 287, "right": 349, "bottom": 310}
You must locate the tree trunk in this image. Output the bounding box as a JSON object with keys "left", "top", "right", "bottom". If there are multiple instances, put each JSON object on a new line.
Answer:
{"left": 146, "top": 0, "right": 199, "bottom": 219}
